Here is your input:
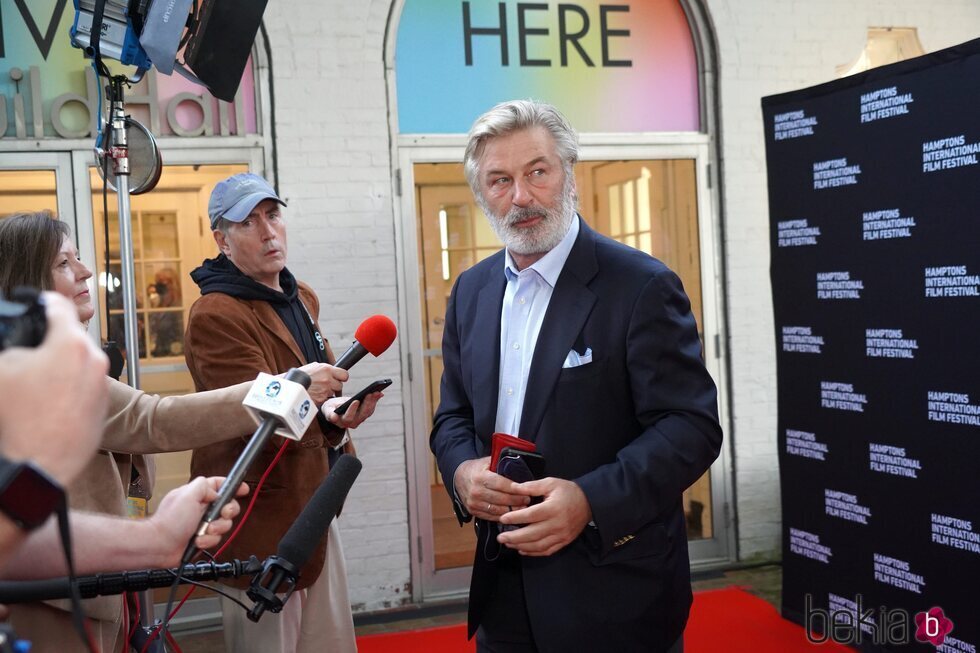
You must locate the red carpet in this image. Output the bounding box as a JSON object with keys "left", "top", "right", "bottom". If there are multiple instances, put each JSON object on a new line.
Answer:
{"left": 358, "top": 623, "right": 474, "bottom": 653}
{"left": 687, "top": 587, "right": 853, "bottom": 652}
{"left": 356, "top": 587, "right": 854, "bottom": 652}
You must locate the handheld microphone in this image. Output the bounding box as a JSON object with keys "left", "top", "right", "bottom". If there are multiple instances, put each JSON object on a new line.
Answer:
{"left": 246, "top": 454, "right": 363, "bottom": 622}
{"left": 333, "top": 315, "right": 397, "bottom": 370}
{"left": 241, "top": 371, "right": 318, "bottom": 441}
{"left": 182, "top": 368, "right": 314, "bottom": 565}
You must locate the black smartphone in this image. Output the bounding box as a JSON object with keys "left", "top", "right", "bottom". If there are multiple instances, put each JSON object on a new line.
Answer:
{"left": 497, "top": 448, "right": 546, "bottom": 531}
{"left": 497, "top": 447, "right": 545, "bottom": 480}
{"left": 333, "top": 378, "right": 392, "bottom": 415}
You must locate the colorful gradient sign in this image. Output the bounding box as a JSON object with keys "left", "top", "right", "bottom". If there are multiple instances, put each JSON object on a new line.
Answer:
{"left": 395, "top": 0, "right": 699, "bottom": 134}
{"left": 0, "top": 0, "right": 256, "bottom": 139}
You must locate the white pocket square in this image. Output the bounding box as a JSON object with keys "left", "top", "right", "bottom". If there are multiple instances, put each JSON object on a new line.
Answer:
{"left": 562, "top": 347, "right": 593, "bottom": 369}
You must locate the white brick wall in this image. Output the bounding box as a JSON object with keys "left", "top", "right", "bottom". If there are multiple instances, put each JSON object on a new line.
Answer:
{"left": 258, "top": 0, "right": 980, "bottom": 611}
{"left": 260, "top": 0, "right": 407, "bottom": 613}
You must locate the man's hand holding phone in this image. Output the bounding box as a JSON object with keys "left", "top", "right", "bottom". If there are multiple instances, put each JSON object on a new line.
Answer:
{"left": 496, "top": 447, "right": 546, "bottom": 531}
{"left": 322, "top": 378, "right": 391, "bottom": 429}
{"left": 497, "top": 476, "right": 593, "bottom": 556}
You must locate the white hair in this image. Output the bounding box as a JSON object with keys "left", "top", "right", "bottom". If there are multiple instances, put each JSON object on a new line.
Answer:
{"left": 463, "top": 100, "right": 580, "bottom": 197}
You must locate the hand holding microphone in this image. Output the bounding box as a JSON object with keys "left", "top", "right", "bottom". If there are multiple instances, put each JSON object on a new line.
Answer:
{"left": 323, "top": 315, "right": 397, "bottom": 428}
{"left": 183, "top": 316, "right": 395, "bottom": 565}
{"left": 296, "top": 362, "right": 347, "bottom": 405}
{"left": 299, "top": 315, "right": 398, "bottom": 406}
{"left": 182, "top": 367, "right": 316, "bottom": 565}
{"left": 100, "top": 476, "right": 252, "bottom": 571}
{"left": 162, "top": 476, "right": 249, "bottom": 556}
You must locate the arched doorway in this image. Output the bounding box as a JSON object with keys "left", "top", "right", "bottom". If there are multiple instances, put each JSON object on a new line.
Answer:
{"left": 384, "top": 0, "right": 732, "bottom": 602}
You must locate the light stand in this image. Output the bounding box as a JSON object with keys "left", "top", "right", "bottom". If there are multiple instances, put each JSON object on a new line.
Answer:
{"left": 102, "top": 76, "right": 142, "bottom": 388}
{"left": 100, "top": 74, "right": 156, "bottom": 647}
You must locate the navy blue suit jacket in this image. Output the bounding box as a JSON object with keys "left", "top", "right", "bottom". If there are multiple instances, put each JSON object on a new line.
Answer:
{"left": 430, "top": 218, "right": 722, "bottom": 652}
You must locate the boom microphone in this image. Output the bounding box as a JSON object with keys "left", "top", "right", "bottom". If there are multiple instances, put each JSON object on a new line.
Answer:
{"left": 246, "top": 454, "right": 363, "bottom": 621}
{"left": 278, "top": 455, "right": 363, "bottom": 567}
{"left": 333, "top": 315, "right": 397, "bottom": 370}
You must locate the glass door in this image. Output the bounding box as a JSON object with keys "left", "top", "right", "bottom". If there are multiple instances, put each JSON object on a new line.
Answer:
{"left": 582, "top": 159, "right": 713, "bottom": 543}
{"left": 72, "top": 151, "right": 259, "bottom": 507}
{"left": 0, "top": 152, "right": 75, "bottom": 222}
{"left": 415, "top": 165, "right": 502, "bottom": 575}
{"left": 2, "top": 151, "right": 252, "bottom": 505}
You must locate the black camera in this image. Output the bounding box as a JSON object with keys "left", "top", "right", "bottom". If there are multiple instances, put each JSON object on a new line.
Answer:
{"left": 0, "top": 288, "right": 47, "bottom": 352}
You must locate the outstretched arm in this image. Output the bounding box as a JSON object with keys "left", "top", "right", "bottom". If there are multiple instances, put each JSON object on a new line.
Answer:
{"left": 1, "top": 477, "right": 248, "bottom": 579}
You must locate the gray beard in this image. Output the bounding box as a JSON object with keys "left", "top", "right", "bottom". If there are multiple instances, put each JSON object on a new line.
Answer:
{"left": 482, "top": 178, "right": 576, "bottom": 256}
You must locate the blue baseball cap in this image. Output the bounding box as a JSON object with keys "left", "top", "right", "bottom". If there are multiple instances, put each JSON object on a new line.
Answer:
{"left": 208, "top": 173, "right": 287, "bottom": 229}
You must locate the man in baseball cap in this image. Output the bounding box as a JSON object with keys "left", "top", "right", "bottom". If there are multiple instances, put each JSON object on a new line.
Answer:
{"left": 185, "top": 173, "right": 380, "bottom": 653}
{"left": 207, "top": 172, "right": 287, "bottom": 229}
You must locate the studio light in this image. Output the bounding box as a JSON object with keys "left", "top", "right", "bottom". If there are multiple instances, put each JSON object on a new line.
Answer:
{"left": 70, "top": 0, "right": 152, "bottom": 70}
{"left": 70, "top": 0, "right": 269, "bottom": 102}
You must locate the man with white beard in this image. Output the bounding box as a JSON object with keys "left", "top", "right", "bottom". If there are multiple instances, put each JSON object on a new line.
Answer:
{"left": 429, "top": 100, "right": 722, "bottom": 653}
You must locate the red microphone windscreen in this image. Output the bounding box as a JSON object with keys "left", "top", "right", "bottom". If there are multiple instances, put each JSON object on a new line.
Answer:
{"left": 354, "top": 315, "right": 397, "bottom": 356}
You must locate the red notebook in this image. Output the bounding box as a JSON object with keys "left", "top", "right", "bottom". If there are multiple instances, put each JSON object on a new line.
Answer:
{"left": 489, "top": 432, "right": 536, "bottom": 472}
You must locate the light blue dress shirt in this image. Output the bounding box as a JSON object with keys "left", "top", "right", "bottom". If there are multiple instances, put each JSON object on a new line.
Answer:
{"left": 494, "top": 217, "right": 580, "bottom": 436}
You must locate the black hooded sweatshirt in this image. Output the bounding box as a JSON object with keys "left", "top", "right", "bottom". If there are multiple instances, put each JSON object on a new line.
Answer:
{"left": 190, "top": 253, "right": 327, "bottom": 366}
{"left": 190, "top": 253, "right": 346, "bottom": 452}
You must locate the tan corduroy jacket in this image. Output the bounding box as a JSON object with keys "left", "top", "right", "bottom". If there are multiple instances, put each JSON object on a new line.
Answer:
{"left": 8, "top": 377, "right": 257, "bottom": 653}
{"left": 185, "top": 282, "right": 353, "bottom": 593}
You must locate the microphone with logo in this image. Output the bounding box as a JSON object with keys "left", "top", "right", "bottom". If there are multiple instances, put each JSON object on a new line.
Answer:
{"left": 333, "top": 315, "right": 398, "bottom": 370}
{"left": 180, "top": 368, "right": 318, "bottom": 565}
{"left": 246, "top": 453, "right": 363, "bottom": 621}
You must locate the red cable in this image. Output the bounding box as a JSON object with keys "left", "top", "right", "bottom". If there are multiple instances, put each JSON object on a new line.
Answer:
{"left": 84, "top": 619, "right": 99, "bottom": 653}
{"left": 140, "top": 439, "right": 292, "bottom": 653}
{"left": 120, "top": 594, "right": 128, "bottom": 653}
{"left": 164, "top": 628, "right": 183, "bottom": 653}
{"left": 213, "top": 441, "right": 290, "bottom": 558}
{"left": 127, "top": 591, "right": 142, "bottom": 646}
